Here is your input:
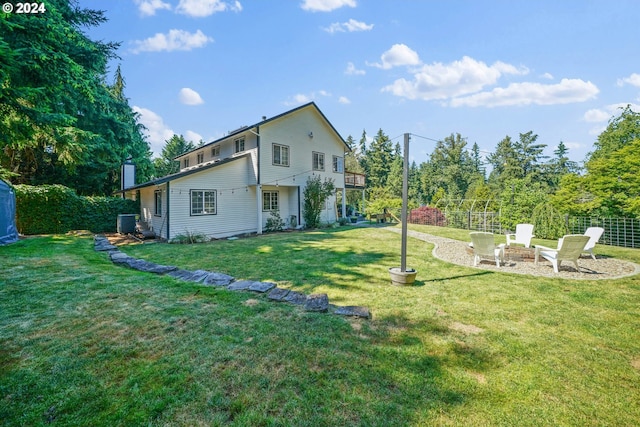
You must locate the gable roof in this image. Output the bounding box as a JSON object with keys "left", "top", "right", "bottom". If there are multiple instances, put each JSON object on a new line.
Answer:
{"left": 176, "top": 102, "right": 349, "bottom": 160}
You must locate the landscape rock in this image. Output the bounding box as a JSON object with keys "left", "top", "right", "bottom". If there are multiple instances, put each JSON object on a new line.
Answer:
{"left": 228, "top": 280, "right": 255, "bottom": 291}
{"left": 248, "top": 281, "right": 276, "bottom": 293}
{"left": 166, "top": 269, "right": 197, "bottom": 281}
{"left": 283, "top": 290, "right": 307, "bottom": 305}
{"left": 304, "top": 293, "right": 329, "bottom": 312}
{"left": 267, "top": 287, "right": 291, "bottom": 301}
{"left": 202, "top": 272, "right": 234, "bottom": 286}
{"left": 129, "top": 259, "right": 177, "bottom": 274}
{"left": 94, "top": 241, "right": 117, "bottom": 251}
{"left": 334, "top": 306, "right": 370, "bottom": 319}
{"left": 109, "top": 251, "right": 134, "bottom": 264}
{"left": 189, "top": 270, "right": 211, "bottom": 283}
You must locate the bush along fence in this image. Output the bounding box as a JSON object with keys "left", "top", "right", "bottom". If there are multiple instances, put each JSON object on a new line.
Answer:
{"left": 408, "top": 206, "right": 640, "bottom": 249}
{"left": 14, "top": 184, "right": 139, "bottom": 235}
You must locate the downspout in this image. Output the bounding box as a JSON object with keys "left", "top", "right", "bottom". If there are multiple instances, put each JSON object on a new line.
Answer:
{"left": 256, "top": 126, "right": 262, "bottom": 234}
{"left": 297, "top": 186, "right": 301, "bottom": 226}
{"left": 166, "top": 182, "right": 170, "bottom": 240}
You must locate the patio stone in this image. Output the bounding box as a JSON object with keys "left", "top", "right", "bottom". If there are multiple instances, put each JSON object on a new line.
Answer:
{"left": 248, "top": 281, "right": 276, "bottom": 293}
{"left": 228, "top": 280, "right": 255, "bottom": 291}
{"left": 267, "top": 287, "right": 291, "bottom": 301}
{"left": 304, "top": 293, "right": 329, "bottom": 312}
{"left": 202, "top": 272, "right": 234, "bottom": 286}
{"left": 283, "top": 290, "right": 307, "bottom": 305}
{"left": 334, "top": 306, "right": 370, "bottom": 319}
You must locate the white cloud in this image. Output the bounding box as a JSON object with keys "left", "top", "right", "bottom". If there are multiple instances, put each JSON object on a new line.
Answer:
{"left": 617, "top": 73, "right": 640, "bottom": 87}
{"left": 338, "top": 96, "right": 351, "bottom": 104}
{"left": 583, "top": 103, "right": 640, "bottom": 123}
{"left": 131, "top": 29, "right": 213, "bottom": 53}
{"left": 134, "top": 0, "right": 171, "bottom": 16}
{"left": 179, "top": 88, "right": 204, "bottom": 105}
{"left": 133, "top": 106, "right": 174, "bottom": 157}
{"left": 450, "top": 79, "right": 599, "bottom": 108}
{"left": 301, "top": 0, "right": 356, "bottom": 12}
{"left": 368, "top": 44, "right": 421, "bottom": 70}
{"left": 323, "top": 19, "right": 373, "bottom": 34}
{"left": 382, "top": 56, "right": 527, "bottom": 100}
{"left": 176, "top": 0, "right": 242, "bottom": 17}
{"left": 184, "top": 130, "right": 204, "bottom": 144}
{"left": 541, "top": 72, "right": 554, "bottom": 80}
{"left": 345, "top": 62, "right": 365, "bottom": 75}
{"left": 284, "top": 90, "right": 331, "bottom": 106}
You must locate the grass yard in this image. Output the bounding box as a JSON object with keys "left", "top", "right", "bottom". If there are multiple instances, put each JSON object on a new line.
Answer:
{"left": 1, "top": 225, "right": 639, "bottom": 426}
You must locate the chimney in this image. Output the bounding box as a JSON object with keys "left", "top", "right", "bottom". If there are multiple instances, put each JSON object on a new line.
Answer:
{"left": 121, "top": 158, "right": 136, "bottom": 191}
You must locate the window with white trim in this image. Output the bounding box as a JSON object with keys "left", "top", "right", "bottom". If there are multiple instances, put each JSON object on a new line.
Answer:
{"left": 332, "top": 155, "right": 344, "bottom": 173}
{"left": 234, "top": 138, "right": 245, "bottom": 153}
{"left": 197, "top": 152, "right": 204, "bottom": 164}
{"left": 312, "top": 151, "right": 325, "bottom": 171}
{"left": 273, "top": 144, "right": 290, "bottom": 166}
{"left": 262, "top": 191, "right": 279, "bottom": 211}
{"left": 183, "top": 158, "right": 190, "bottom": 168}
{"left": 211, "top": 146, "right": 220, "bottom": 158}
{"left": 154, "top": 190, "right": 162, "bottom": 216}
{"left": 190, "top": 190, "right": 217, "bottom": 215}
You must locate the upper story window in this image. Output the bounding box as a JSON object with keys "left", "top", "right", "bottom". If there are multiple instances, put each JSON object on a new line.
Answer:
{"left": 332, "top": 156, "right": 344, "bottom": 173}
{"left": 312, "top": 151, "right": 325, "bottom": 171}
{"left": 183, "top": 157, "right": 190, "bottom": 168}
{"left": 273, "top": 144, "right": 290, "bottom": 167}
{"left": 211, "top": 146, "right": 220, "bottom": 158}
{"left": 234, "top": 137, "right": 245, "bottom": 153}
{"left": 197, "top": 152, "right": 204, "bottom": 164}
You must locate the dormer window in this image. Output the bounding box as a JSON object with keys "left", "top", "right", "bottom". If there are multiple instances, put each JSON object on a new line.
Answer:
{"left": 197, "top": 152, "right": 204, "bottom": 164}
{"left": 211, "top": 146, "right": 220, "bottom": 158}
{"left": 183, "top": 158, "right": 190, "bottom": 168}
{"left": 234, "top": 137, "right": 245, "bottom": 153}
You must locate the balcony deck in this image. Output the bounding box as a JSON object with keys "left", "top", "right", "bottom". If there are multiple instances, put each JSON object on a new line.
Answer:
{"left": 345, "top": 171, "right": 366, "bottom": 189}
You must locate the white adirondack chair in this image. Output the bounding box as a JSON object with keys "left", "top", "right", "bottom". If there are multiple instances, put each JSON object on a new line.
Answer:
{"left": 535, "top": 234, "right": 590, "bottom": 273}
{"left": 470, "top": 232, "right": 505, "bottom": 267}
{"left": 506, "top": 223, "right": 535, "bottom": 248}
{"left": 583, "top": 227, "right": 604, "bottom": 260}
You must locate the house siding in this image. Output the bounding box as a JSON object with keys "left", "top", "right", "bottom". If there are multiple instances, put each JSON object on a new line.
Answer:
{"left": 258, "top": 107, "right": 345, "bottom": 225}
{"left": 168, "top": 155, "right": 257, "bottom": 239}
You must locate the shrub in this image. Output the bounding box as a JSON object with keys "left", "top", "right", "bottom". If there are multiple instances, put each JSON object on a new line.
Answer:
{"left": 303, "top": 175, "right": 335, "bottom": 229}
{"left": 265, "top": 210, "right": 285, "bottom": 232}
{"left": 170, "top": 230, "right": 209, "bottom": 244}
{"left": 532, "top": 202, "right": 568, "bottom": 239}
{"left": 14, "top": 184, "right": 138, "bottom": 234}
{"left": 409, "top": 206, "right": 447, "bottom": 226}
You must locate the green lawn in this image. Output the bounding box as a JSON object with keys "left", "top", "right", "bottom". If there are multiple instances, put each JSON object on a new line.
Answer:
{"left": 1, "top": 225, "right": 639, "bottom": 426}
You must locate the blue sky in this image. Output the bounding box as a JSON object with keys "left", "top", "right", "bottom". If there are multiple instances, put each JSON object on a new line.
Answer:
{"left": 83, "top": 0, "right": 640, "bottom": 166}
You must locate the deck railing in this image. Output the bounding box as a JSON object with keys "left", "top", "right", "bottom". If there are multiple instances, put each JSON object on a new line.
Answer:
{"left": 345, "top": 171, "right": 366, "bottom": 188}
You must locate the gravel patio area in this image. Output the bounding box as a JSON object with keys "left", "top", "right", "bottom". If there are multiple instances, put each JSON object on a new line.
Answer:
{"left": 384, "top": 227, "right": 640, "bottom": 280}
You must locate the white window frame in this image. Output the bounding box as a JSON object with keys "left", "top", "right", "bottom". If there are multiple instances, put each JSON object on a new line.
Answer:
{"left": 332, "top": 155, "right": 344, "bottom": 173}
{"left": 272, "top": 144, "right": 290, "bottom": 167}
{"left": 197, "top": 152, "right": 204, "bottom": 164}
{"left": 154, "top": 190, "right": 162, "bottom": 216}
{"left": 190, "top": 189, "right": 217, "bottom": 216}
{"left": 312, "top": 151, "right": 325, "bottom": 171}
{"left": 183, "top": 157, "right": 190, "bottom": 168}
{"left": 262, "top": 191, "right": 279, "bottom": 211}
{"left": 234, "top": 138, "right": 245, "bottom": 153}
{"left": 211, "top": 146, "right": 220, "bottom": 158}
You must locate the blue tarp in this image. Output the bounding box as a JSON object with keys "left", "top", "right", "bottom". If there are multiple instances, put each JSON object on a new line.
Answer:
{"left": 0, "top": 179, "right": 18, "bottom": 245}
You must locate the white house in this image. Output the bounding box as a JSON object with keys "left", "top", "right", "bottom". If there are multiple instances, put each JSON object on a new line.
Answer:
{"left": 122, "top": 102, "right": 351, "bottom": 240}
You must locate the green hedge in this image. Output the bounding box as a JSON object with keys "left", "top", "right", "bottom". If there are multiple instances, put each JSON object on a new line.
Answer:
{"left": 14, "top": 184, "right": 138, "bottom": 235}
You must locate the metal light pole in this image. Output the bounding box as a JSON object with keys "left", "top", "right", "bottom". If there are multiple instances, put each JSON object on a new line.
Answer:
{"left": 401, "top": 133, "right": 410, "bottom": 272}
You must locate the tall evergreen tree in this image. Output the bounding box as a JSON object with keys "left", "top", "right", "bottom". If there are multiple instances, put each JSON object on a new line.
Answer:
{"left": 153, "top": 135, "right": 195, "bottom": 178}
{"left": 365, "top": 129, "right": 393, "bottom": 188}
{"left": 0, "top": 0, "right": 152, "bottom": 194}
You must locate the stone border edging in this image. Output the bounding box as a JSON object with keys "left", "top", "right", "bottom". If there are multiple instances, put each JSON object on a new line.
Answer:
{"left": 94, "top": 235, "right": 370, "bottom": 319}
